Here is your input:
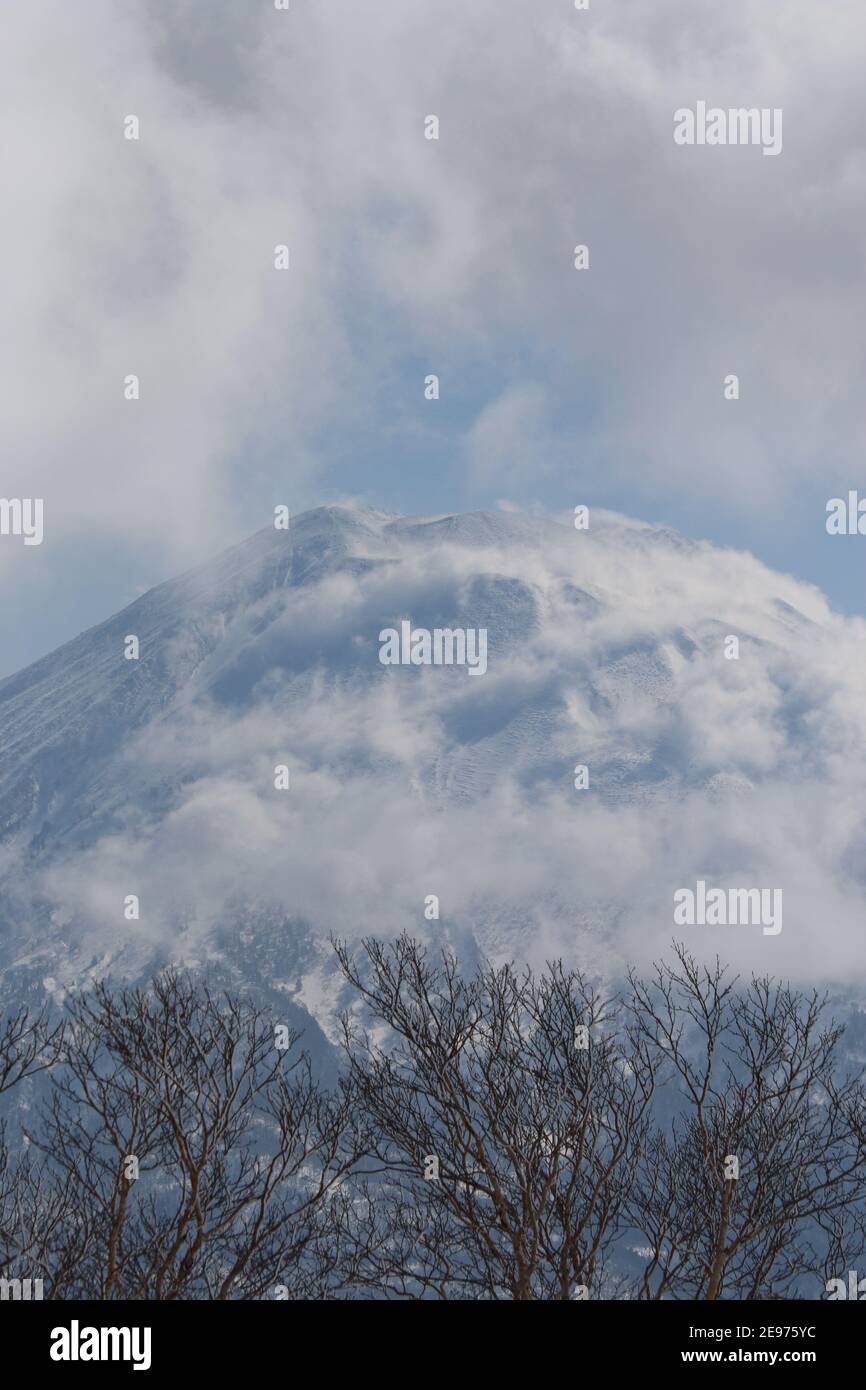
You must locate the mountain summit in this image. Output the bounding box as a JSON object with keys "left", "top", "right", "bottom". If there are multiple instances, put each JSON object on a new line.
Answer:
{"left": 0, "top": 505, "right": 863, "bottom": 1032}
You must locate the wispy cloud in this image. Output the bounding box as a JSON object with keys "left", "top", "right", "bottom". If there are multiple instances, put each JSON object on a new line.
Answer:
{"left": 7, "top": 508, "right": 862, "bottom": 1008}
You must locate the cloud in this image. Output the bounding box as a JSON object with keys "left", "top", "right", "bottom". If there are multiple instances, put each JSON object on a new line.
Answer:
{"left": 464, "top": 385, "right": 554, "bottom": 493}
{"left": 9, "top": 506, "right": 865, "bottom": 1017}
{"left": 4, "top": 0, "right": 866, "bottom": 670}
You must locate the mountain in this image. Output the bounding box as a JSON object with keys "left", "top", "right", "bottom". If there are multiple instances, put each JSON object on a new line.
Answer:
{"left": 1, "top": 504, "right": 865, "bottom": 1053}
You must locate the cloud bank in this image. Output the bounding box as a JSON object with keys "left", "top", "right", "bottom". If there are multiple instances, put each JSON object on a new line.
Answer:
{"left": 2, "top": 506, "right": 864, "bottom": 1026}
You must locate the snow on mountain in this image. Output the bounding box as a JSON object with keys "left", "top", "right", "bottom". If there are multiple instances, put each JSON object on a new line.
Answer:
{"left": 1, "top": 504, "right": 866, "bottom": 1043}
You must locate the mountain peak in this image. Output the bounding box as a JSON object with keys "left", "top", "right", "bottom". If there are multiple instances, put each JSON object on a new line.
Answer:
{"left": 0, "top": 503, "right": 855, "bottom": 1019}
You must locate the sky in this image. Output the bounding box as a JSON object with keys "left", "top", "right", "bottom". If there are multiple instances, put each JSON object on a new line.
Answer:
{"left": 2, "top": 0, "right": 866, "bottom": 676}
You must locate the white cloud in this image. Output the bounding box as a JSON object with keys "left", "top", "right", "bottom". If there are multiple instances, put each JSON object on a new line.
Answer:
{"left": 11, "top": 506, "right": 866, "bottom": 1014}
{"left": 4, "top": 0, "right": 866, "bottom": 617}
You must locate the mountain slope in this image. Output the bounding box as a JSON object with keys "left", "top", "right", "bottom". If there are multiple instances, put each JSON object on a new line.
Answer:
{"left": 1, "top": 504, "right": 865, "bottom": 1040}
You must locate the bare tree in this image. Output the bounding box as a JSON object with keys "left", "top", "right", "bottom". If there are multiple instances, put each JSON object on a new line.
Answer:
{"left": 4, "top": 945, "right": 866, "bottom": 1302}
{"left": 334, "top": 933, "right": 655, "bottom": 1300}
{"left": 0, "top": 1003, "right": 65, "bottom": 1099}
{"left": 0, "top": 1001, "right": 66, "bottom": 1274}
{"left": 627, "top": 943, "right": 866, "bottom": 1300}
{"left": 22, "top": 971, "right": 366, "bottom": 1299}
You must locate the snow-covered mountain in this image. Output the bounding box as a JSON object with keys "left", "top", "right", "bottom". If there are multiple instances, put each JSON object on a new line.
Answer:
{"left": 2, "top": 504, "right": 866, "bottom": 1048}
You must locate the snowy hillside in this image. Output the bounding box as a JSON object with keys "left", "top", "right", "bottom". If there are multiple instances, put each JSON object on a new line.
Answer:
{"left": 1, "top": 504, "right": 866, "bottom": 1044}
